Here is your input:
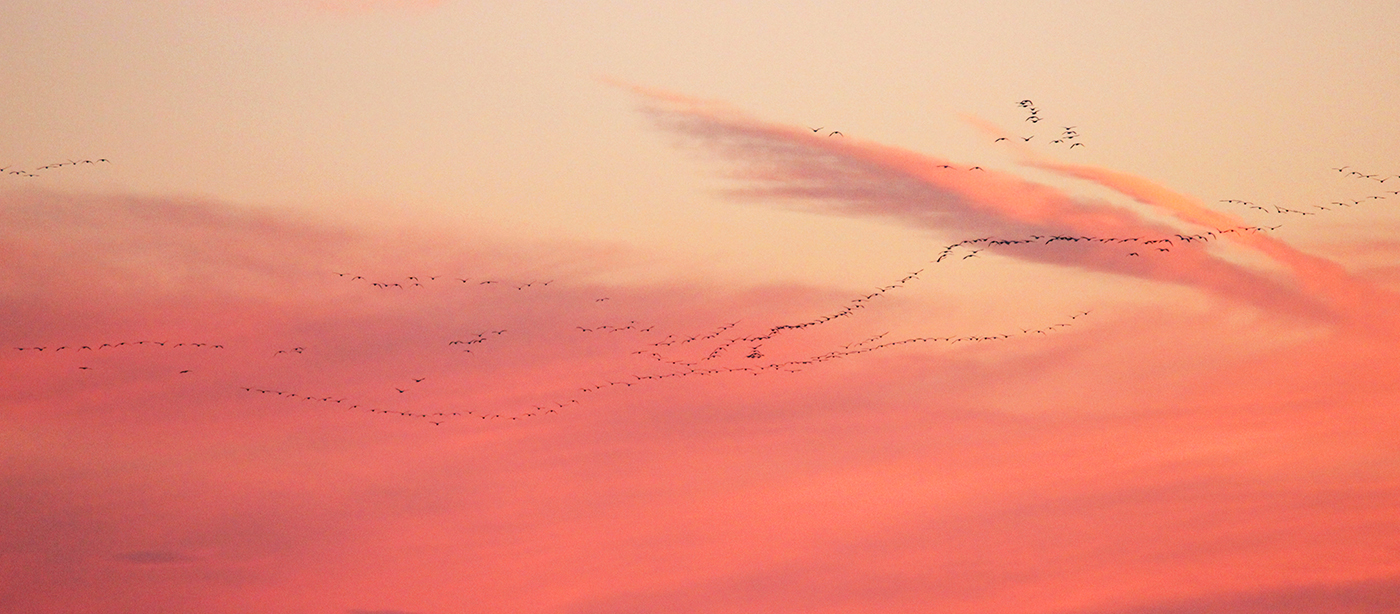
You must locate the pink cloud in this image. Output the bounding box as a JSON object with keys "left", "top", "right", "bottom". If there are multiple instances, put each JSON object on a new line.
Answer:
{"left": 3, "top": 126, "right": 1398, "bottom": 614}
{"left": 622, "top": 84, "right": 1400, "bottom": 325}
{"left": 1017, "top": 155, "right": 1400, "bottom": 335}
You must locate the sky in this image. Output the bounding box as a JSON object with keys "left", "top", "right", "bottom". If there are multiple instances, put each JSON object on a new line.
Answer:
{"left": 3, "top": 1, "right": 1400, "bottom": 613}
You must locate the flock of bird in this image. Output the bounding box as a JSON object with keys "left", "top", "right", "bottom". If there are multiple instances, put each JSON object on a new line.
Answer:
{"left": 934, "top": 225, "right": 1280, "bottom": 260}
{"left": 278, "top": 211, "right": 1294, "bottom": 424}
{"left": 3, "top": 158, "right": 109, "bottom": 178}
{"left": 218, "top": 303, "right": 1096, "bottom": 425}
{"left": 13, "top": 341, "right": 225, "bottom": 352}
{"left": 992, "top": 101, "right": 1085, "bottom": 148}
{"left": 1220, "top": 168, "right": 1400, "bottom": 216}
{"left": 333, "top": 272, "right": 559, "bottom": 292}
{"left": 228, "top": 224, "right": 1125, "bottom": 423}
{"left": 11, "top": 118, "right": 1397, "bottom": 426}
{"left": 11, "top": 340, "right": 223, "bottom": 375}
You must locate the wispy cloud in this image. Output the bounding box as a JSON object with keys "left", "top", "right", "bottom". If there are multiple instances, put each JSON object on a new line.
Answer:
{"left": 4, "top": 91, "right": 1398, "bottom": 613}
{"left": 622, "top": 84, "right": 1400, "bottom": 325}
{"left": 1059, "top": 577, "right": 1400, "bottom": 614}
{"left": 1016, "top": 152, "right": 1400, "bottom": 334}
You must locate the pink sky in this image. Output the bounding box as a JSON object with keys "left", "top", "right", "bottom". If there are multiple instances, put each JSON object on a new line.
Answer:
{"left": 4, "top": 2, "right": 1400, "bottom": 613}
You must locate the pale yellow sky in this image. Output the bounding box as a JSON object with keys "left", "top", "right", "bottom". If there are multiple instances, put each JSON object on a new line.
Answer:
{"left": 4, "top": 0, "right": 1398, "bottom": 287}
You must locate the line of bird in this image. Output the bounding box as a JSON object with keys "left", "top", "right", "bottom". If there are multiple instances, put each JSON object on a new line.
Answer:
{"left": 1221, "top": 168, "right": 1399, "bottom": 215}
{"left": 333, "top": 272, "right": 557, "bottom": 291}
{"left": 257, "top": 231, "right": 1119, "bottom": 422}
{"left": 8, "top": 222, "right": 1290, "bottom": 427}
{"left": 934, "top": 226, "right": 1279, "bottom": 262}
{"left": 448, "top": 330, "right": 507, "bottom": 347}
{"left": 239, "top": 380, "right": 474, "bottom": 425}
{"left": 632, "top": 224, "right": 1194, "bottom": 368}
{"left": 578, "top": 321, "right": 654, "bottom": 333}
{"left": 13, "top": 340, "right": 225, "bottom": 352}
{"left": 566, "top": 308, "right": 1094, "bottom": 403}
{"left": 8, "top": 130, "right": 1321, "bottom": 427}
{"left": 1332, "top": 166, "right": 1400, "bottom": 182}
{"left": 647, "top": 321, "right": 740, "bottom": 348}
{"left": 1219, "top": 198, "right": 1389, "bottom": 216}
{"left": 13, "top": 229, "right": 1109, "bottom": 425}
{"left": 3, "top": 159, "right": 110, "bottom": 177}
{"left": 11, "top": 341, "right": 219, "bottom": 374}
{"left": 10, "top": 219, "right": 1281, "bottom": 426}
{"left": 237, "top": 308, "right": 1094, "bottom": 425}
{"left": 584, "top": 225, "right": 1279, "bottom": 371}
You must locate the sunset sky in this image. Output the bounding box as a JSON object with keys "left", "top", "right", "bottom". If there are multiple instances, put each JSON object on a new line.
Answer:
{"left": 4, "top": 1, "right": 1400, "bottom": 613}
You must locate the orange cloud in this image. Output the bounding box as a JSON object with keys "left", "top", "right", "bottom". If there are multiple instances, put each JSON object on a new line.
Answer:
{"left": 622, "top": 85, "right": 1366, "bottom": 323}
{"left": 1020, "top": 156, "right": 1400, "bottom": 335}
{"left": 4, "top": 145, "right": 1398, "bottom": 613}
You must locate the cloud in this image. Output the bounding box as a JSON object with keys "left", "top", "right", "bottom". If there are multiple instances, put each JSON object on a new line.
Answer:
{"left": 1, "top": 189, "right": 1086, "bottom": 428}
{"left": 1061, "top": 577, "right": 1400, "bottom": 614}
{"left": 3, "top": 153, "right": 1398, "bottom": 613}
{"left": 620, "top": 84, "right": 1400, "bottom": 325}
{"left": 1017, "top": 154, "right": 1400, "bottom": 334}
